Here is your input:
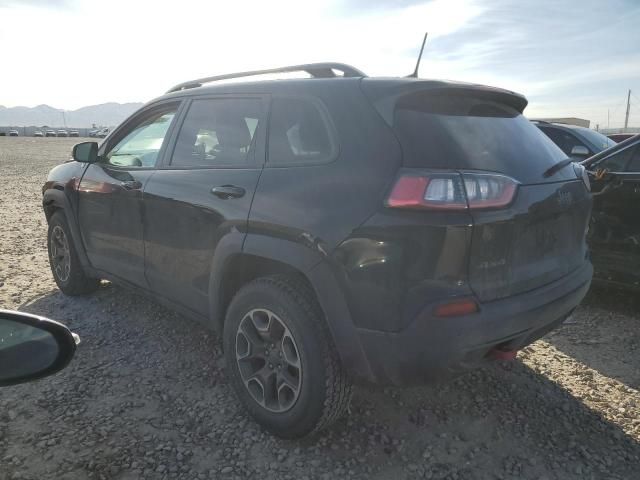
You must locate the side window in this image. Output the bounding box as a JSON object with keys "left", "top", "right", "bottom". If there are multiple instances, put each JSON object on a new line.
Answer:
{"left": 171, "top": 98, "right": 262, "bottom": 167}
{"left": 268, "top": 97, "right": 335, "bottom": 165}
{"left": 105, "top": 107, "right": 177, "bottom": 168}
{"left": 625, "top": 147, "right": 640, "bottom": 172}
{"left": 540, "top": 127, "right": 587, "bottom": 156}
{"left": 597, "top": 147, "right": 634, "bottom": 172}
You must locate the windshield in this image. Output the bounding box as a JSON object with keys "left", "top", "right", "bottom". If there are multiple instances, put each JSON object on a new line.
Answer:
{"left": 576, "top": 127, "right": 616, "bottom": 151}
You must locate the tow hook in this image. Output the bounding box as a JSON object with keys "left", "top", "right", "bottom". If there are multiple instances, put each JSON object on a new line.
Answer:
{"left": 489, "top": 348, "right": 518, "bottom": 361}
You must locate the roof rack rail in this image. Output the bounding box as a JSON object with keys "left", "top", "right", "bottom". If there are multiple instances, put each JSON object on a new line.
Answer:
{"left": 167, "top": 63, "right": 367, "bottom": 93}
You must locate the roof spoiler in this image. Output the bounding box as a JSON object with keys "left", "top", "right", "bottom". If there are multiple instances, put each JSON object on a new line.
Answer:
{"left": 361, "top": 80, "right": 528, "bottom": 126}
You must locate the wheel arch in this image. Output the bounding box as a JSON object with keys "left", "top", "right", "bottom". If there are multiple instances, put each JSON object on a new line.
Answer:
{"left": 42, "top": 188, "right": 94, "bottom": 273}
{"left": 209, "top": 233, "right": 375, "bottom": 382}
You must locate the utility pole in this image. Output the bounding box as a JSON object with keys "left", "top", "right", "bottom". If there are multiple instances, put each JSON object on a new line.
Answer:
{"left": 607, "top": 109, "right": 610, "bottom": 129}
{"left": 624, "top": 89, "right": 631, "bottom": 130}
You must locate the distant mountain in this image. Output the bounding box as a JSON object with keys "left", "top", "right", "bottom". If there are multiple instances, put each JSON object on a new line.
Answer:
{"left": 0, "top": 102, "right": 144, "bottom": 127}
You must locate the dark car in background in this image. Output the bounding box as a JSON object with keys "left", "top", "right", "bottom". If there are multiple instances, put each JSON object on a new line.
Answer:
{"left": 608, "top": 133, "right": 636, "bottom": 143}
{"left": 534, "top": 120, "right": 615, "bottom": 160}
{"left": 583, "top": 134, "right": 640, "bottom": 288}
{"left": 42, "top": 63, "right": 593, "bottom": 438}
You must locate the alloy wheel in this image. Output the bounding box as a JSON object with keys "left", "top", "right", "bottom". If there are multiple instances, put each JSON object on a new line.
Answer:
{"left": 50, "top": 225, "right": 71, "bottom": 283}
{"left": 235, "top": 308, "right": 302, "bottom": 413}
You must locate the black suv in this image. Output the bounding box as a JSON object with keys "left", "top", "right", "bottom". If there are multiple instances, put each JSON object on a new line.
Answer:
{"left": 43, "top": 63, "right": 593, "bottom": 438}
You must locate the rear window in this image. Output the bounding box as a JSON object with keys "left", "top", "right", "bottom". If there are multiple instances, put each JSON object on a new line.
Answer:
{"left": 393, "top": 93, "right": 572, "bottom": 184}
{"left": 575, "top": 127, "right": 615, "bottom": 151}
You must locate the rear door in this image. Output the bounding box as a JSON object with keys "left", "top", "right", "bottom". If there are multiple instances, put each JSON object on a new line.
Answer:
{"left": 589, "top": 144, "right": 640, "bottom": 285}
{"left": 389, "top": 91, "right": 592, "bottom": 302}
{"left": 77, "top": 102, "right": 180, "bottom": 287}
{"left": 143, "top": 95, "right": 267, "bottom": 315}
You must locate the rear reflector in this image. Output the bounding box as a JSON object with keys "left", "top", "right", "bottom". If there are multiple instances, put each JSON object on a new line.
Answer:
{"left": 434, "top": 298, "right": 479, "bottom": 317}
{"left": 387, "top": 171, "right": 518, "bottom": 211}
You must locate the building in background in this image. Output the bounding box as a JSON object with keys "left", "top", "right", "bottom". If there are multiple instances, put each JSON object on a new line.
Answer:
{"left": 534, "top": 117, "right": 590, "bottom": 128}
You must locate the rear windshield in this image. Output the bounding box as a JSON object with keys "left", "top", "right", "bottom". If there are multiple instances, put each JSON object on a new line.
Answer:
{"left": 393, "top": 93, "right": 573, "bottom": 184}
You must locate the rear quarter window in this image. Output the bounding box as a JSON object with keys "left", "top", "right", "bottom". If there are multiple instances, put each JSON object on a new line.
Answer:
{"left": 267, "top": 97, "right": 336, "bottom": 165}
{"left": 393, "top": 93, "right": 571, "bottom": 184}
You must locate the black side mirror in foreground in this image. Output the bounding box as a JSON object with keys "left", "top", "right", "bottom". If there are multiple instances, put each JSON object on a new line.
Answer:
{"left": 0, "top": 310, "right": 78, "bottom": 387}
{"left": 72, "top": 141, "right": 99, "bottom": 163}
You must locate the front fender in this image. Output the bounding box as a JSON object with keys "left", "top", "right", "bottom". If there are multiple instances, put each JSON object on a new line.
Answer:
{"left": 42, "top": 183, "right": 93, "bottom": 273}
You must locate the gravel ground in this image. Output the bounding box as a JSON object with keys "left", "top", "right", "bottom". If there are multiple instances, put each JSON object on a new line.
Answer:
{"left": 0, "top": 137, "right": 639, "bottom": 480}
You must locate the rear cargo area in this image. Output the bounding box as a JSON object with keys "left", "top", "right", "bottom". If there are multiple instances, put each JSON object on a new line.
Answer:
{"left": 468, "top": 180, "right": 591, "bottom": 302}
{"left": 365, "top": 80, "right": 593, "bottom": 303}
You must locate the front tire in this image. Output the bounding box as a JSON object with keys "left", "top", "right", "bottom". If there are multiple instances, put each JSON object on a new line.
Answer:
{"left": 223, "top": 275, "right": 352, "bottom": 438}
{"left": 47, "top": 211, "right": 100, "bottom": 295}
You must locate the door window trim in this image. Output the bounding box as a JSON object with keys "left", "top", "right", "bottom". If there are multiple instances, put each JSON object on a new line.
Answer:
{"left": 97, "top": 99, "right": 184, "bottom": 171}
{"left": 158, "top": 94, "right": 269, "bottom": 171}
{"left": 265, "top": 94, "right": 340, "bottom": 168}
{"left": 591, "top": 144, "right": 638, "bottom": 173}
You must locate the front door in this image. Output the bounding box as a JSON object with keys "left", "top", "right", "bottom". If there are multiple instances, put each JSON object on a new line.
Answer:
{"left": 589, "top": 144, "right": 640, "bottom": 285}
{"left": 77, "top": 102, "right": 180, "bottom": 287}
{"left": 143, "top": 96, "right": 267, "bottom": 315}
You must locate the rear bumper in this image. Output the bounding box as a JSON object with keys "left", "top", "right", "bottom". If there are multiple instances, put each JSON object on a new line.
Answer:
{"left": 355, "top": 261, "right": 592, "bottom": 385}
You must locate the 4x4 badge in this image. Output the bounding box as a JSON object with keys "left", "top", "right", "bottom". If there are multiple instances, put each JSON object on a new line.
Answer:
{"left": 557, "top": 190, "right": 573, "bottom": 207}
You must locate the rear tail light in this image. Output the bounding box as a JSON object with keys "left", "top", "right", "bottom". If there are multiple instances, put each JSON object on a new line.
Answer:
{"left": 387, "top": 171, "right": 518, "bottom": 211}
{"left": 387, "top": 174, "right": 466, "bottom": 210}
{"left": 462, "top": 173, "right": 518, "bottom": 209}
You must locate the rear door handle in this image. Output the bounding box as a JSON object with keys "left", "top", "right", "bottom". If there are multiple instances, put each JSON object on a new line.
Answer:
{"left": 211, "top": 185, "right": 246, "bottom": 199}
{"left": 121, "top": 180, "right": 142, "bottom": 190}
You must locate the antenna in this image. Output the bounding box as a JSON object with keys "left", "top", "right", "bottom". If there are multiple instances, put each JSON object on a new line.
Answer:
{"left": 407, "top": 32, "right": 428, "bottom": 78}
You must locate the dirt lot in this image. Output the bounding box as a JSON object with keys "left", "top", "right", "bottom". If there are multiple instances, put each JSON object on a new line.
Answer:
{"left": 0, "top": 136, "right": 639, "bottom": 480}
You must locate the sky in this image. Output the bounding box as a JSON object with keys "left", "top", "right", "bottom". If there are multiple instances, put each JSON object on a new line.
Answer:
{"left": 1, "top": 0, "right": 639, "bottom": 128}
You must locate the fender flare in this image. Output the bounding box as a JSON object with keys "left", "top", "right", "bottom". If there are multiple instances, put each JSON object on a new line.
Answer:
{"left": 208, "top": 232, "right": 375, "bottom": 382}
{"left": 42, "top": 188, "right": 94, "bottom": 272}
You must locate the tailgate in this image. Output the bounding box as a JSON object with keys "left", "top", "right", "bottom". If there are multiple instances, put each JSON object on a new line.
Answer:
{"left": 468, "top": 180, "right": 591, "bottom": 302}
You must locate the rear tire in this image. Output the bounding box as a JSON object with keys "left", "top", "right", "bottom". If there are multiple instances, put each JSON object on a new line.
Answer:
{"left": 47, "top": 211, "right": 100, "bottom": 295}
{"left": 223, "top": 275, "right": 352, "bottom": 438}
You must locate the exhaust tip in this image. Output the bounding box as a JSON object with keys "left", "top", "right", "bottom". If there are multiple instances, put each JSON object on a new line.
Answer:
{"left": 489, "top": 348, "right": 518, "bottom": 361}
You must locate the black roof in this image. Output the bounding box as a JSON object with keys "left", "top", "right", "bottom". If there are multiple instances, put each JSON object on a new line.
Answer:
{"left": 154, "top": 63, "right": 528, "bottom": 115}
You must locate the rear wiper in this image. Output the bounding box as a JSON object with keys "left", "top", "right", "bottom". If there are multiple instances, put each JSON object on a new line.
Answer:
{"left": 543, "top": 158, "right": 573, "bottom": 178}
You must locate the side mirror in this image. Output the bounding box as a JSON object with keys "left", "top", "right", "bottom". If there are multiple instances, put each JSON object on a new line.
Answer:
{"left": 72, "top": 141, "right": 99, "bottom": 163}
{"left": 0, "top": 310, "right": 78, "bottom": 387}
{"left": 570, "top": 145, "right": 590, "bottom": 158}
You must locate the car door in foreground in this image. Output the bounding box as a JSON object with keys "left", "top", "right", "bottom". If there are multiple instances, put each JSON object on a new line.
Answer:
{"left": 77, "top": 103, "right": 179, "bottom": 287}
{"left": 589, "top": 144, "right": 640, "bottom": 286}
